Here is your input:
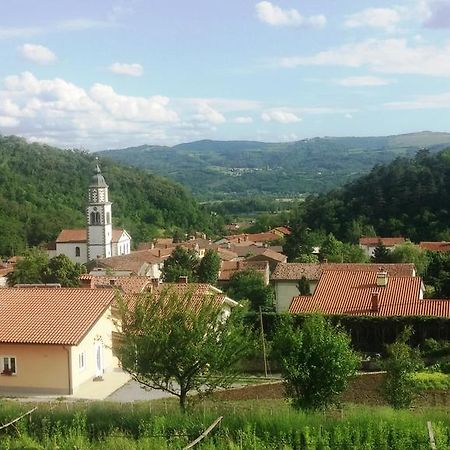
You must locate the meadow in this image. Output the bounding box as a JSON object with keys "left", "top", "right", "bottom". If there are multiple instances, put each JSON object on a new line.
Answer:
{"left": 0, "top": 400, "right": 449, "bottom": 449}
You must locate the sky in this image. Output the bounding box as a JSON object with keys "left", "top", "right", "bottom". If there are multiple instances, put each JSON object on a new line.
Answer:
{"left": 1, "top": 0, "right": 450, "bottom": 150}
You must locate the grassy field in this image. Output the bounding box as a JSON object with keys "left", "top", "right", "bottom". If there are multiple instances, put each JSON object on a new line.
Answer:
{"left": 0, "top": 400, "right": 449, "bottom": 449}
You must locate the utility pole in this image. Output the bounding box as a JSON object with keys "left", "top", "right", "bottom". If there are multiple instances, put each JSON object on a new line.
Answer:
{"left": 259, "top": 306, "right": 268, "bottom": 377}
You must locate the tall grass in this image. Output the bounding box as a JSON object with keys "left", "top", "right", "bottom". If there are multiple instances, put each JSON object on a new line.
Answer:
{"left": 0, "top": 400, "right": 449, "bottom": 449}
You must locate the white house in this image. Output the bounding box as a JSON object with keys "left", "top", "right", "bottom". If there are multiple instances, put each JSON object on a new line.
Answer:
{"left": 52, "top": 163, "right": 132, "bottom": 264}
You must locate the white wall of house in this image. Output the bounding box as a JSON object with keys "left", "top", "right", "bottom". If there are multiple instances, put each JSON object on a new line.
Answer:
{"left": 273, "top": 279, "right": 319, "bottom": 312}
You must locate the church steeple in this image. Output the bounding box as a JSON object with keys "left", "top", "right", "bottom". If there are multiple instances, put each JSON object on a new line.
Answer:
{"left": 86, "top": 159, "right": 113, "bottom": 261}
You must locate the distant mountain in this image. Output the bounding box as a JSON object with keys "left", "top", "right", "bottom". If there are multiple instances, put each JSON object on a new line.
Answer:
{"left": 98, "top": 132, "right": 450, "bottom": 200}
{"left": 0, "top": 136, "right": 223, "bottom": 256}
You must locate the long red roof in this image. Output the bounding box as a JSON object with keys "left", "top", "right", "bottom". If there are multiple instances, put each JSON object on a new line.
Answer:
{"left": 289, "top": 270, "right": 450, "bottom": 318}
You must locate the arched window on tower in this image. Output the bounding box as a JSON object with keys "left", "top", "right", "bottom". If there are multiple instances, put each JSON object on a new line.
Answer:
{"left": 90, "top": 211, "right": 96, "bottom": 224}
{"left": 75, "top": 246, "right": 80, "bottom": 257}
{"left": 95, "top": 212, "right": 101, "bottom": 223}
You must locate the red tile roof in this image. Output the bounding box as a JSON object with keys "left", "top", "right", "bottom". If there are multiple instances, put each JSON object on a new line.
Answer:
{"left": 289, "top": 270, "right": 450, "bottom": 318}
{"left": 0, "top": 288, "right": 115, "bottom": 345}
{"left": 219, "top": 260, "right": 269, "bottom": 281}
{"left": 228, "top": 232, "right": 279, "bottom": 243}
{"left": 359, "top": 236, "right": 406, "bottom": 246}
{"left": 271, "top": 263, "right": 415, "bottom": 281}
{"left": 97, "top": 250, "right": 165, "bottom": 274}
{"left": 246, "top": 249, "right": 287, "bottom": 263}
{"left": 57, "top": 228, "right": 127, "bottom": 243}
{"left": 419, "top": 241, "right": 450, "bottom": 252}
{"left": 80, "top": 274, "right": 151, "bottom": 293}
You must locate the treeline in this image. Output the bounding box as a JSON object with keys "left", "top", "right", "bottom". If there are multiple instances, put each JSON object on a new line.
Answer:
{"left": 295, "top": 149, "right": 450, "bottom": 243}
{"left": 0, "top": 136, "right": 224, "bottom": 256}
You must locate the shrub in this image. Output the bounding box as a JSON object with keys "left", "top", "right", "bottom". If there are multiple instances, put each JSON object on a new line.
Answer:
{"left": 273, "top": 314, "right": 360, "bottom": 411}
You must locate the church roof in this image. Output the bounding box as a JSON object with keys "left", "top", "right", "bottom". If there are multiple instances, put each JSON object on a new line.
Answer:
{"left": 56, "top": 228, "right": 128, "bottom": 243}
{"left": 90, "top": 163, "right": 108, "bottom": 188}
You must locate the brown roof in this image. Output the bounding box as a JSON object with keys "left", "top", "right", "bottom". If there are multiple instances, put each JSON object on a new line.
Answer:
{"left": 272, "top": 226, "right": 291, "bottom": 235}
{"left": 246, "top": 249, "right": 287, "bottom": 263}
{"left": 219, "top": 260, "right": 269, "bottom": 281}
{"left": 271, "top": 262, "right": 416, "bottom": 281}
{"left": 80, "top": 274, "right": 151, "bottom": 293}
{"left": 97, "top": 250, "right": 165, "bottom": 274}
{"left": 0, "top": 288, "right": 115, "bottom": 345}
{"left": 419, "top": 241, "right": 450, "bottom": 252}
{"left": 359, "top": 236, "right": 406, "bottom": 246}
{"left": 289, "top": 270, "right": 450, "bottom": 318}
{"left": 57, "top": 229, "right": 86, "bottom": 243}
{"left": 228, "top": 232, "right": 278, "bottom": 244}
{"left": 57, "top": 228, "right": 127, "bottom": 243}
{"left": 216, "top": 247, "right": 239, "bottom": 261}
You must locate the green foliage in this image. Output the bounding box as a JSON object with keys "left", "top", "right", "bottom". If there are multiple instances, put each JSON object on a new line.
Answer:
{"left": 423, "top": 251, "right": 450, "bottom": 298}
{"left": 99, "top": 133, "right": 450, "bottom": 200}
{"left": 382, "top": 327, "right": 423, "bottom": 409}
{"left": 0, "top": 135, "right": 224, "bottom": 256}
{"left": 389, "top": 242, "right": 429, "bottom": 276}
{"left": 161, "top": 246, "right": 199, "bottom": 282}
{"left": 116, "top": 287, "right": 253, "bottom": 412}
{"left": 283, "top": 224, "right": 314, "bottom": 262}
{"left": 7, "top": 249, "right": 84, "bottom": 286}
{"left": 372, "top": 243, "right": 391, "bottom": 263}
{"left": 296, "top": 276, "right": 310, "bottom": 296}
{"left": 297, "top": 148, "right": 450, "bottom": 243}
{"left": 197, "top": 249, "right": 221, "bottom": 284}
{"left": 273, "top": 314, "right": 360, "bottom": 410}
{"left": 226, "top": 268, "right": 274, "bottom": 311}
{"left": 319, "top": 233, "right": 344, "bottom": 262}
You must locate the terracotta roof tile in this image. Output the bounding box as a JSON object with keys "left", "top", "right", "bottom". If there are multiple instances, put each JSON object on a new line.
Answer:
{"left": 271, "top": 262, "right": 415, "bottom": 281}
{"left": 0, "top": 288, "right": 115, "bottom": 345}
{"left": 97, "top": 250, "right": 165, "bottom": 274}
{"left": 80, "top": 274, "right": 151, "bottom": 293}
{"left": 246, "top": 249, "right": 287, "bottom": 263}
{"left": 359, "top": 236, "right": 406, "bottom": 246}
{"left": 289, "top": 270, "right": 450, "bottom": 318}
{"left": 419, "top": 241, "right": 450, "bottom": 252}
{"left": 219, "top": 260, "right": 269, "bottom": 281}
{"left": 57, "top": 228, "right": 126, "bottom": 243}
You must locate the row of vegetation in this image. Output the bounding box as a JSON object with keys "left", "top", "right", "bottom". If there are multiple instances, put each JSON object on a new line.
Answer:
{"left": 0, "top": 136, "right": 224, "bottom": 257}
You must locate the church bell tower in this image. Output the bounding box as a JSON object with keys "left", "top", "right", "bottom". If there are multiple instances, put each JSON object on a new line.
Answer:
{"left": 86, "top": 160, "right": 113, "bottom": 261}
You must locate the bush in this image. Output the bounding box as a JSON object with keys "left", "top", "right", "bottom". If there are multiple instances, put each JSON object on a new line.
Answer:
{"left": 382, "top": 327, "right": 423, "bottom": 409}
{"left": 273, "top": 314, "right": 360, "bottom": 411}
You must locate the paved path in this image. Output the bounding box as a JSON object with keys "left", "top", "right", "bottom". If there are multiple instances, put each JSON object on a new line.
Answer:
{"left": 106, "top": 380, "right": 175, "bottom": 402}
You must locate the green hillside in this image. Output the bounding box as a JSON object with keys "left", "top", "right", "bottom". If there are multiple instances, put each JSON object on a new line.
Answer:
{"left": 0, "top": 136, "right": 223, "bottom": 256}
{"left": 98, "top": 132, "right": 450, "bottom": 200}
{"left": 296, "top": 148, "right": 450, "bottom": 243}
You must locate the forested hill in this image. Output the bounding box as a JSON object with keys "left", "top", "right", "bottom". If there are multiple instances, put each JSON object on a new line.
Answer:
{"left": 0, "top": 136, "right": 223, "bottom": 256}
{"left": 297, "top": 148, "right": 450, "bottom": 243}
{"left": 98, "top": 132, "right": 450, "bottom": 200}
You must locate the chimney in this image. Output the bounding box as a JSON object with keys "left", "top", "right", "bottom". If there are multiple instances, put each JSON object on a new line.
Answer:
{"left": 323, "top": 258, "right": 328, "bottom": 264}
{"left": 237, "top": 238, "right": 241, "bottom": 244}
{"left": 376, "top": 270, "right": 388, "bottom": 287}
{"left": 158, "top": 249, "right": 161, "bottom": 257}
{"left": 151, "top": 277, "right": 160, "bottom": 289}
{"left": 178, "top": 275, "right": 188, "bottom": 284}
{"left": 109, "top": 279, "right": 116, "bottom": 286}
{"left": 244, "top": 234, "right": 248, "bottom": 242}
{"left": 371, "top": 292, "right": 379, "bottom": 312}
{"left": 237, "top": 261, "right": 241, "bottom": 269}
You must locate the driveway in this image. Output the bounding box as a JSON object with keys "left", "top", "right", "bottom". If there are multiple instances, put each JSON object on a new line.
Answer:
{"left": 107, "top": 380, "right": 175, "bottom": 402}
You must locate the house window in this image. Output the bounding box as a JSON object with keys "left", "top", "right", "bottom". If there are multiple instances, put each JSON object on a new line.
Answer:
{"left": 1, "top": 356, "right": 16, "bottom": 375}
{"left": 79, "top": 352, "right": 86, "bottom": 371}
{"left": 75, "top": 246, "right": 81, "bottom": 257}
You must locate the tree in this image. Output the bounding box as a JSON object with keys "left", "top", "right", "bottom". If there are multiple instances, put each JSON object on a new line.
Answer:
{"left": 319, "top": 233, "right": 344, "bottom": 262}
{"left": 389, "top": 242, "right": 429, "bottom": 276}
{"left": 7, "top": 247, "right": 49, "bottom": 286}
{"left": 43, "top": 254, "right": 84, "bottom": 287}
{"left": 273, "top": 314, "right": 359, "bottom": 411}
{"left": 371, "top": 243, "right": 391, "bottom": 263}
{"left": 7, "top": 248, "right": 84, "bottom": 287}
{"left": 116, "top": 287, "right": 252, "bottom": 412}
{"left": 161, "top": 246, "right": 199, "bottom": 282}
{"left": 283, "top": 224, "right": 314, "bottom": 262}
{"left": 382, "top": 327, "right": 423, "bottom": 409}
{"left": 197, "top": 249, "right": 221, "bottom": 284}
{"left": 226, "top": 268, "right": 274, "bottom": 311}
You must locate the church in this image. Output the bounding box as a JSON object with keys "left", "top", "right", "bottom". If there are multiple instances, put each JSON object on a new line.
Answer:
{"left": 50, "top": 162, "right": 132, "bottom": 264}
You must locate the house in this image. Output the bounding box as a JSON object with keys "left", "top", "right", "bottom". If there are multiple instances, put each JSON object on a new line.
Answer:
{"left": 359, "top": 236, "right": 406, "bottom": 258}
{"left": 51, "top": 162, "right": 132, "bottom": 264}
{"left": 246, "top": 249, "right": 287, "bottom": 273}
{"left": 0, "top": 287, "right": 121, "bottom": 395}
{"left": 80, "top": 274, "right": 152, "bottom": 293}
{"left": 218, "top": 260, "right": 270, "bottom": 286}
{"left": 289, "top": 269, "right": 450, "bottom": 318}
{"left": 271, "top": 262, "right": 416, "bottom": 312}
{"left": 419, "top": 241, "right": 450, "bottom": 252}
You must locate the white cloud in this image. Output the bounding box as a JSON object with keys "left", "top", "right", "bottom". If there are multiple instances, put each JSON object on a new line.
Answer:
{"left": 338, "top": 76, "right": 392, "bottom": 86}
{"left": 345, "top": 8, "right": 401, "bottom": 31}
{"left": 255, "top": 1, "right": 326, "bottom": 28}
{"left": 19, "top": 44, "right": 57, "bottom": 65}
{"left": 345, "top": 113, "right": 353, "bottom": 119}
{"left": 385, "top": 91, "right": 450, "bottom": 109}
{"left": 233, "top": 116, "right": 253, "bottom": 124}
{"left": 0, "top": 26, "right": 43, "bottom": 39}
{"left": 109, "top": 62, "right": 144, "bottom": 77}
{"left": 261, "top": 110, "right": 302, "bottom": 123}
{"left": 192, "top": 102, "right": 226, "bottom": 124}
{"left": 0, "top": 116, "right": 19, "bottom": 127}
{"left": 278, "top": 38, "right": 450, "bottom": 76}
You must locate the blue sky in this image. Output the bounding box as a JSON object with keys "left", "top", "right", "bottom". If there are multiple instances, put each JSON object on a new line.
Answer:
{"left": 1, "top": 0, "right": 450, "bottom": 150}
